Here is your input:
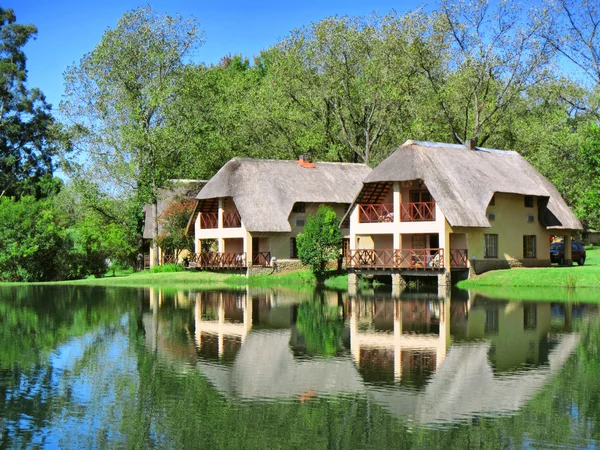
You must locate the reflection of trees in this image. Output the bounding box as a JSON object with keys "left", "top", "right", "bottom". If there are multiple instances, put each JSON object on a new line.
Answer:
{"left": 3, "top": 287, "right": 600, "bottom": 448}
{"left": 295, "top": 300, "right": 344, "bottom": 357}
{"left": 0, "top": 286, "right": 139, "bottom": 448}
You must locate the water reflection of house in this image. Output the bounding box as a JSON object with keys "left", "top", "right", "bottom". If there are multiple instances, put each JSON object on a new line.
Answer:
{"left": 454, "top": 299, "right": 553, "bottom": 371}
{"left": 143, "top": 288, "right": 589, "bottom": 425}
{"left": 192, "top": 290, "right": 363, "bottom": 399}
{"left": 349, "top": 298, "right": 449, "bottom": 387}
{"left": 363, "top": 297, "right": 584, "bottom": 423}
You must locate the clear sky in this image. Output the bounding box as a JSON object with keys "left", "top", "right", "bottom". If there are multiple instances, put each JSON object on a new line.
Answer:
{"left": 6, "top": 0, "right": 426, "bottom": 111}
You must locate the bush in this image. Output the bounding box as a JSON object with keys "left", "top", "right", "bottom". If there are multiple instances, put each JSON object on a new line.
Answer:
{"left": 296, "top": 205, "right": 342, "bottom": 280}
{"left": 0, "top": 196, "right": 108, "bottom": 282}
{"left": 150, "top": 263, "right": 185, "bottom": 273}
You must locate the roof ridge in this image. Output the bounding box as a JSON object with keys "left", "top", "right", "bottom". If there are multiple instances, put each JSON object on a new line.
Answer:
{"left": 231, "top": 157, "right": 368, "bottom": 166}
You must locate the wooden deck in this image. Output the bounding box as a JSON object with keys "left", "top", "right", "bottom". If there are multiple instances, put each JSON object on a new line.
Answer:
{"left": 345, "top": 248, "right": 468, "bottom": 270}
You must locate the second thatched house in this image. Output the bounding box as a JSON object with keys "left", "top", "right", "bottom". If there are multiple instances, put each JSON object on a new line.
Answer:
{"left": 187, "top": 157, "right": 371, "bottom": 272}
{"left": 344, "top": 140, "right": 582, "bottom": 285}
{"left": 143, "top": 179, "right": 206, "bottom": 268}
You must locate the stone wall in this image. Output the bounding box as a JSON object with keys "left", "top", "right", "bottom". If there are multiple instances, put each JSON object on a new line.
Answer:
{"left": 247, "top": 259, "right": 307, "bottom": 277}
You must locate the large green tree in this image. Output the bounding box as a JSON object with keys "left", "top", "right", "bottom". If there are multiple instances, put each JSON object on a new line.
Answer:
{"left": 61, "top": 6, "right": 204, "bottom": 266}
{"left": 262, "top": 13, "right": 420, "bottom": 164}
{"left": 411, "top": 0, "right": 554, "bottom": 146}
{"left": 0, "top": 8, "right": 59, "bottom": 199}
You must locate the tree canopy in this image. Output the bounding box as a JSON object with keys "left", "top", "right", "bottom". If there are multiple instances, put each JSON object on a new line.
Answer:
{"left": 0, "top": 8, "right": 59, "bottom": 199}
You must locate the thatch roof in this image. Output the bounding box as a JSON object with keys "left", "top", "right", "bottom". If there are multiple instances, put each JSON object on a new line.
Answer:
{"left": 194, "top": 158, "right": 371, "bottom": 233}
{"left": 348, "top": 140, "right": 581, "bottom": 230}
{"left": 196, "top": 330, "right": 365, "bottom": 400}
{"left": 143, "top": 180, "right": 206, "bottom": 239}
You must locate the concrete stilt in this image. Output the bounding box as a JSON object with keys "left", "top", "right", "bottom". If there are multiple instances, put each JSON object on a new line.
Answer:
{"left": 348, "top": 272, "right": 358, "bottom": 297}
{"left": 437, "top": 270, "right": 451, "bottom": 286}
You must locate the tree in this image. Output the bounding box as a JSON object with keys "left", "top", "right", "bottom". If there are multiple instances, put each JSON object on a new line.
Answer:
{"left": 0, "top": 8, "right": 59, "bottom": 199}
{"left": 155, "top": 198, "right": 196, "bottom": 262}
{"left": 0, "top": 196, "right": 107, "bottom": 281}
{"left": 61, "top": 6, "right": 204, "bottom": 266}
{"left": 262, "top": 13, "right": 419, "bottom": 164}
{"left": 575, "top": 124, "right": 600, "bottom": 228}
{"left": 545, "top": 0, "right": 600, "bottom": 88}
{"left": 295, "top": 299, "right": 344, "bottom": 357}
{"left": 412, "top": 0, "right": 554, "bottom": 146}
{"left": 296, "top": 205, "right": 342, "bottom": 279}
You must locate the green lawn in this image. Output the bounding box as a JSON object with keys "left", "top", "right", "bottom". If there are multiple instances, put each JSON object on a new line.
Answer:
{"left": 458, "top": 246, "right": 600, "bottom": 289}
{"left": 2, "top": 268, "right": 350, "bottom": 290}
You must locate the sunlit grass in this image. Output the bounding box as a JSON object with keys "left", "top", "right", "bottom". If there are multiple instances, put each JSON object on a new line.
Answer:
{"left": 459, "top": 246, "right": 600, "bottom": 289}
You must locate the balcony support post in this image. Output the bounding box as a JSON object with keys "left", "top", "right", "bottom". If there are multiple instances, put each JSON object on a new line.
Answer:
{"left": 218, "top": 198, "right": 224, "bottom": 229}
{"left": 393, "top": 182, "right": 400, "bottom": 224}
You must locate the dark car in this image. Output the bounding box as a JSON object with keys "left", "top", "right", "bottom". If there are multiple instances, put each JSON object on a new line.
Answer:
{"left": 550, "top": 241, "right": 586, "bottom": 265}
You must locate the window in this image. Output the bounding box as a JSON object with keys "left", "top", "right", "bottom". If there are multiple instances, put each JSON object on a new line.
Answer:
{"left": 484, "top": 234, "right": 498, "bottom": 258}
{"left": 295, "top": 219, "right": 305, "bottom": 227}
{"left": 527, "top": 215, "right": 535, "bottom": 223}
{"left": 487, "top": 213, "right": 496, "bottom": 221}
{"left": 523, "top": 235, "right": 536, "bottom": 258}
{"left": 489, "top": 194, "right": 496, "bottom": 206}
{"left": 524, "top": 196, "right": 534, "bottom": 208}
{"left": 292, "top": 202, "right": 306, "bottom": 213}
{"left": 524, "top": 305, "right": 537, "bottom": 330}
{"left": 484, "top": 308, "right": 499, "bottom": 335}
{"left": 290, "top": 237, "right": 298, "bottom": 258}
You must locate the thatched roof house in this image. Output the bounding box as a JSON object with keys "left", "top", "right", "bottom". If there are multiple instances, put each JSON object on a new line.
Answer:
{"left": 348, "top": 140, "right": 580, "bottom": 230}
{"left": 143, "top": 179, "right": 206, "bottom": 239}
{"left": 193, "top": 158, "right": 371, "bottom": 233}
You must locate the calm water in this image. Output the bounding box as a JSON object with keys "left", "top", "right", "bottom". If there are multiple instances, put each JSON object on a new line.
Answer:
{"left": 1, "top": 285, "right": 599, "bottom": 449}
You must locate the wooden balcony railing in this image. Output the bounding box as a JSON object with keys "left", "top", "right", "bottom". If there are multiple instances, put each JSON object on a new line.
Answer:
{"left": 200, "top": 213, "right": 218, "bottom": 229}
{"left": 358, "top": 203, "right": 394, "bottom": 223}
{"left": 222, "top": 211, "right": 241, "bottom": 228}
{"left": 450, "top": 249, "right": 468, "bottom": 268}
{"left": 345, "top": 248, "right": 444, "bottom": 270}
{"left": 143, "top": 254, "right": 151, "bottom": 270}
{"left": 400, "top": 202, "right": 436, "bottom": 222}
{"left": 252, "top": 252, "right": 271, "bottom": 267}
{"left": 162, "top": 254, "right": 176, "bottom": 265}
{"left": 357, "top": 202, "right": 436, "bottom": 223}
{"left": 189, "top": 252, "right": 246, "bottom": 268}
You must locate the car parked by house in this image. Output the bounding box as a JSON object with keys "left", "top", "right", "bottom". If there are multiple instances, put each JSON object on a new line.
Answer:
{"left": 550, "top": 241, "right": 586, "bottom": 265}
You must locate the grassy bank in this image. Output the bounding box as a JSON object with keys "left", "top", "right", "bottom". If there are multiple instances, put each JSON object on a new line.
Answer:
{"left": 1, "top": 268, "right": 350, "bottom": 290}
{"left": 458, "top": 246, "right": 600, "bottom": 289}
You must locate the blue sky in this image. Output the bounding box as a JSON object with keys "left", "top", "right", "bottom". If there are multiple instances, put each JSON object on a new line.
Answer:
{"left": 6, "top": 0, "right": 425, "bottom": 110}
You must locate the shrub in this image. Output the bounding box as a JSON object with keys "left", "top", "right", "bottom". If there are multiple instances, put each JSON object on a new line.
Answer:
{"left": 151, "top": 263, "right": 185, "bottom": 273}
{"left": 296, "top": 205, "right": 342, "bottom": 280}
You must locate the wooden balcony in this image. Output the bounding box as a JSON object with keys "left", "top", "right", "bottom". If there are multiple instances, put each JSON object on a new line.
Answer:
{"left": 357, "top": 202, "right": 436, "bottom": 224}
{"left": 345, "top": 248, "right": 444, "bottom": 270}
{"left": 252, "top": 252, "right": 271, "bottom": 267}
{"left": 200, "top": 213, "right": 218, "bottom": 229}
{"left": 189, "top": 252, "right": 246, "bottom": 269}
{"left": 223, "top": 211, "right": 242, "bottom": 228}
{"left": 450, "top": 249, "right": 468, "bottom": 268}
{"left": 358, "top": 203, "right": 394, "bottom": 223}
{"left": 400, "top": 202, "right": 435, "bottom": 222}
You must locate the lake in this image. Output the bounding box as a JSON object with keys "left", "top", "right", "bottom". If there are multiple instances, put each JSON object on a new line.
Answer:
{"left": 0, "top": 285, "right": 599, "bottom": 449}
